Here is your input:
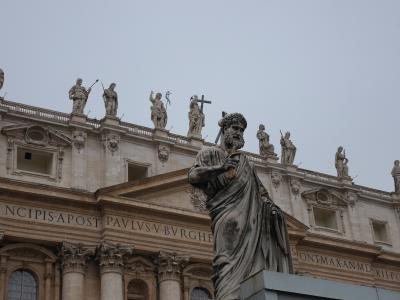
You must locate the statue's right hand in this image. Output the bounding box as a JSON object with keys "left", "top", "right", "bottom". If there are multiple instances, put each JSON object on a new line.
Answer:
{"left": 221, "top": 158, "right": 239, "bottom": 171}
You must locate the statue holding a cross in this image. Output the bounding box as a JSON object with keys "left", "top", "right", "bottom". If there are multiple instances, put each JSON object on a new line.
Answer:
{"left": 187, "top": 95, "right": 211, "bottom": 138}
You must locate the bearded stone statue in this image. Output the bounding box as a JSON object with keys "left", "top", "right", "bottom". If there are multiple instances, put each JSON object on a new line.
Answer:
{"left": 189, "top": 113, "right": 292, "bottom": 300}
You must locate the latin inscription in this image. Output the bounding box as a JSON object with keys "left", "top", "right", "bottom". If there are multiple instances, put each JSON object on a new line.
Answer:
{"left": 298, "top": 251, "right": 400, "bottom": 283}
{"left": 0, "top": 203, "right": 100, "bottom": 229}
{"left": 105, "top": 215, "right": 213, "bottom": 244}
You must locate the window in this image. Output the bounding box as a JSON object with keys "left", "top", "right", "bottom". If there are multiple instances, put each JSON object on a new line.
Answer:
{"left": 127, "top": 163, "right": 148, "bottom": 182}
{"left": 7, "top": 269, "right": 38, "bottom": 300}
{"left": 371, "top": 220, "right": 390, "bottom": 244}
{"left": 313, "top": 207, "right": 338, "bottom": 230}
{"left": 17, "top": 147, "right": 53, "bottom": 175}
{"left": 191, "top": 287, "right": 212, "bottom": 300}
{"left": 127, "top": 279, "right": 148, "bottom": 300}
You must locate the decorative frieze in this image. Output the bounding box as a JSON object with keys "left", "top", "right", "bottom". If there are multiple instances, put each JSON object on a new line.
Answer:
{"left": 156, "top": 251, "right": 189, "bottom": 282}
{"left": 59, "top": 242, "right": 95, "bottom": 274}
{"left": 158, "top": 144, "right": 170, "bottom": 163}
{"left": 102, "top": 133, "right": 120, "bottom": 155}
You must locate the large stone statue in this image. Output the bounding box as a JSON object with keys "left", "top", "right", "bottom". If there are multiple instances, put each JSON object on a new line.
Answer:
{"left": 189, "top": 113, "right": 293, "bottom": 300}
{"left": 0, "top": 68, "right": 4, "bottom": 91}
{"left": 256, "top": 124, "right": 277, "bottom": 159}
{"left": 335, "top": 146, "right": 350, "bottom": 178}
{"left": 188, "top": 95, "right": 205, "bottom": 137}
{"left": 69, "top": 78, "right": 91, "bottom": 115}
{"left": 103, "top": 83, "right": 118, "bottom": 117}
{"left": 149, "top": 91, "right": 167, "bottom": 129}
{"left": 280, "top": 131, "right": 296, "bottom": 165}
{"left": 391, "top": 160, "right": 400, "bottom": 193}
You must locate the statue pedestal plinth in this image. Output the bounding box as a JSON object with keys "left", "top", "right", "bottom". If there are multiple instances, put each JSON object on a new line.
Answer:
{"left": 101, "top": 116, "right": 120, "bottom": 127}
{"left": 240, "top": 270, "right": 399, "bottom": 300}
{"left": 339, "top": 176, "right": 353, "bottom": 185}
{"left": 153, "top": 128, "right": 170, "bottom": 140}
{"left": 266, "top": 156, "right": 279, "bottom": 164}
{"left": 188, "top": 135, "right": 203, "bottom": 148}
{"left": 285, "top": 165, "right": 298, "bottom": 172}
{"left": 69, "top": 113, "right": 87, "bottom": 125}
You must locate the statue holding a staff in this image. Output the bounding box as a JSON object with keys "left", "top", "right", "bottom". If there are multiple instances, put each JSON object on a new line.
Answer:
{"left": 69, "top": 78, "right": 98, "bottom": 115}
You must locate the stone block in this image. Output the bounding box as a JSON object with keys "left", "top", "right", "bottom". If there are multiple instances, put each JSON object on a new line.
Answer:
{"left": 240, "top": 271, "right": 400, "bottom": 300}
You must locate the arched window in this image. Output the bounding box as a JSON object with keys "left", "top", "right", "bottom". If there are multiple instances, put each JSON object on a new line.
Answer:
{"left": 127, "top": 279, "right": 148, "bottom": 300}
{"left": 191, "top": 287, "right": 212, "bottom": 300}
{"left": 7, "top": 269, "right": 38, "bottom": 300}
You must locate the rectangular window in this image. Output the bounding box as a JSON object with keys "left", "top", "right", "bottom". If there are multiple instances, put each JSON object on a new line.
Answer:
{"left": 372, "top": 220, "right": 390, "bottom": 244}
{"left": 313, "top": 207, "right": 338, "bottom": 230}
{"left": 127, "top": 163, "right": 148, "bottom": 182}
{"left": 17, "top": 147, "right": 53, "bottom": 175}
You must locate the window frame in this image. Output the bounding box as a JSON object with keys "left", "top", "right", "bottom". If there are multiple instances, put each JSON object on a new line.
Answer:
{"left": 6, "top": 268, "right": 39, "bottom": 300}
{"left": 11, "top": 141, "right": 59, "bottom": 181}
{"left": 125, "top": 159, "right": 151, "bottom": 182}
{"left": 370, "top": 219, "right": 392, "bottom": 246}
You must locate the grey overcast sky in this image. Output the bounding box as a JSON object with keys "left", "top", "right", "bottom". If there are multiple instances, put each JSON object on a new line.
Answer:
{"left": 2, "top": 0, "right": 400, "bottom": 192}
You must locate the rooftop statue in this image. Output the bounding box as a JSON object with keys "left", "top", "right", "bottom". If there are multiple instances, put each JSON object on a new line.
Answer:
{"left": 391, "top": 160, "right": 400, "bottom": 193}
{"left": 335, "top": 146, "right": 350, "bottom": 178}
{"left": 69, "top": 78, "right": 96, "bottom": 115}
{"left": 189, "top": 113, "right": 293, "bottom": 300}
{"left": 256, "top": 124, "right": 277, "bottom": 159}
{"left": 187, "top": 95, "right": 205, "bottom": 138}
{"left": 103, "top": 83, "right": 118, "bottom": 117}
{"left": 280, "top": 131, "right": 296, "bottom": 166}
{"left": 149, "top": 91, "right": 167, "bottom": 129}
{"left": 0, "top": 68, "right": 4, "bottom": 91}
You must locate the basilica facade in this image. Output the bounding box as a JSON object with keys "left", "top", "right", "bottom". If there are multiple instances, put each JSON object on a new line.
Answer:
{"left": 0, "top": 98, "right": 399, "bottom": 300}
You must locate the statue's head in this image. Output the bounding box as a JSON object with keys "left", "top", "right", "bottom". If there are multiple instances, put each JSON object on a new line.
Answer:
{"left": 76, "top": 78, "right": 83, "bottom": 86}
{"left": 285, "top": 131, "right": 290, "bottom": 138}
{"left": 219, "top": 113, "right": 247, "bottom": 150}
{"left": 259, "top": 124, "right": 265, "bottom": 131}
{"left": 109, "top": 83, "right": 116, "bottom": 90}
{"left": 156, "top": 92, "right": 162, "bottom": 100}
{"left": 338, "top": 146, "right": 343, "bottom": 153}
{"left": 395, "top": 160, "right": 399, "bottom": 166}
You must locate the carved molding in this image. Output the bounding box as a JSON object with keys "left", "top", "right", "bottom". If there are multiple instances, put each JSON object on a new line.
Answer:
{"left": 72, "top": 130, "right": 87, "bottom": 152}
{"left": 271, "top": 171, "right": 282, "bottom": 189}
{"left": 1, "top": 124, "right": 71, "bottom": 147}
{"left": 96, "top": 241, "right": 133, "bottom": 275}
{"left": 59, "top": 242, "right": 95, "bottom": 275}
{"left": 125, "top": 256, "right": 156, "bottom": 278}
{"left": 302, "top": 188, "right": 350, "bottom": 209}
{"left": 156, "top": 251, "right": 189, "bottom": 282}
{"left": 102, "top": 133, "right": 120, "bottom": 155}
{"left": 290, "top": 178, "right": 301, "bottom": 195}
{"left": 158, "top": 145, "right": 170, "bottom": 163}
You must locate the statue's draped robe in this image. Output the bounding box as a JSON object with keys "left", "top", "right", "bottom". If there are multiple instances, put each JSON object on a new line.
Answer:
{"left": 190, "top": 147, "right": 292, "bottom": 300}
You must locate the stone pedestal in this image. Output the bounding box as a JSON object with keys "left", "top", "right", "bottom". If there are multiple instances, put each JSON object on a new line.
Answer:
{"left": 240, "top": 271, "right": 400, "bottom": 300}
{"left": 97, "top": 241, "right": 133, "bottom": 300}
{"left": 188, "top": 136, "right": 204, "bottom": 148}
{"left": 59, "top": 242, "right": 94, "bottom": 300}
{"left": 69, "top": 113, "right": 87, "bottom": 125}
{"left": 157, "top": 251, "right": 189, "bottom": 300}
{"left": 153, "top": 128, "right": 170, "bottom": 139}
{"left": 101, "top": 116, "right": 120, "bottom": 126}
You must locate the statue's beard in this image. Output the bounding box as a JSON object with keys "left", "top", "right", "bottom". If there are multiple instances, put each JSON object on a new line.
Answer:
{"left": 223, "top": 132, "right": 244, "bottom": 150}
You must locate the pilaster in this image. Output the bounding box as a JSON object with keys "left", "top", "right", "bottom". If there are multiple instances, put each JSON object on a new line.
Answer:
{"left": 157, "top": 251, "right": 190, "bottom": 300}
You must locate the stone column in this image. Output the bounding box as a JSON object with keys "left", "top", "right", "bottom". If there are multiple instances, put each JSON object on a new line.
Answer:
{"left": 101, "top": 132, "right": 122, "bottom": 186}
{"left": 44, "top": 261, "right": 52, "bottom": 300}
{"left": 0, "top": 255, "right": 7, "bottom": 300}
{"left": 157, "top": 251, "right": 190, "bottom": 300}
{"left": 97, "top": 241, "right": 133, "bottom": 300}
{"left": 59, "top": 242, "right": 94, "bottom": 300}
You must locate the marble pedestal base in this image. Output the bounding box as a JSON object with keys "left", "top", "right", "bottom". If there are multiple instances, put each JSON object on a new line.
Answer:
{"left": 240, "top": 271, "right": 400, "bottom": 300}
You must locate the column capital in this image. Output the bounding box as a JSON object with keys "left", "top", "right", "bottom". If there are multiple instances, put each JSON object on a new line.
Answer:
{"left": 59, "top": 242, "right": 95, "bottom": 275}
{"left": 156, "top": 251, "right": 190, "bottom": 282}
{"left": 96, "top": 241, "right": 133, "bottom": 275}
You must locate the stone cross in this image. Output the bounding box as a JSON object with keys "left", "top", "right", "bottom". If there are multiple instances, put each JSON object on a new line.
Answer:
{"left": 198, "top": 95, "right": 211, "bottom": 113}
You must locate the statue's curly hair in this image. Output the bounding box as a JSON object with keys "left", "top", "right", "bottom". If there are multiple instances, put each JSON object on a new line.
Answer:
{"left": 218, "top": 113, "right": 247, "bottom": 130}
